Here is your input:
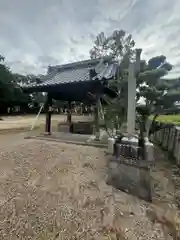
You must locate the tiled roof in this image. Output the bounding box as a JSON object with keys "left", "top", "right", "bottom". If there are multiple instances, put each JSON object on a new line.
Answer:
{"left": 22, "top": 58, "right": 118, "bottom": 90}
{"left": 25, "top": 66, "right": 91, "bottom": 89}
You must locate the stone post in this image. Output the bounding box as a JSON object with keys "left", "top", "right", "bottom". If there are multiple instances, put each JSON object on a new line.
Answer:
{"left": 127, "top": 49, "right": 142, "bottom": 137}
{"left": 127, "top": 62, "right": 136, "bottom": 136}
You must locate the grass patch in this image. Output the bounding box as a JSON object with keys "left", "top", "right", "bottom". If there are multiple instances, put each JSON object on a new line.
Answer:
{"left": 150, "top": 114, "right": 180, "bottom": 125}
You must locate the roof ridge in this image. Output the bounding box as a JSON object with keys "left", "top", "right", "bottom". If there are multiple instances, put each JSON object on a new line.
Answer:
{"left": 48, "top": 57, "right": 113, "bottom": 72}
{"left": 48, "top": 58, "right": 100, "bottom": 72}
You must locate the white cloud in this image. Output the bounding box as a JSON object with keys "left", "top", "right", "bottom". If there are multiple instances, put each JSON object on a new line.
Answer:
{"left": 0, "top": 0, "right": 180, "bottom": 78}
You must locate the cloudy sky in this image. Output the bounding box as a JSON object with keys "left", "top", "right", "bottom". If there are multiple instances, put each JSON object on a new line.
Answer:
{"left": 0, "top": 0, "right": 180, "bottom": 78}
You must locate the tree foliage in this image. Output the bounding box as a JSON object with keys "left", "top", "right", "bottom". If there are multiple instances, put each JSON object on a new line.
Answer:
{"left": 0, "top": 55, "right": 14, "bottom": 102}
{"left": 0, "top": 55, "right": 45, "bottom": 114}
{"left": 90, "top": 30, "right": 136, "bottom": 135}
{"left": 90, "top": 30, "right": 180, "bottom": 137}
{"left": 136, "top": 55, "right": 180, "bottom": 136}
{"left": 90, "top": 30, "right": 135, "bottom": 64}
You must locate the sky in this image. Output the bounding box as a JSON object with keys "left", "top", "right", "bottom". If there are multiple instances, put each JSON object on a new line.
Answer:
{"left": 0, "top": 0, "right": 180, "bottom": 78}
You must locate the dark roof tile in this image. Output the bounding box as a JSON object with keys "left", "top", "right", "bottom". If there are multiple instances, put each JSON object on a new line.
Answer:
{"left": 27, "top": 66, "right": 90, "bottom": 89}
{"left": 22, "top": 58, "right": 118, "bottom": 90}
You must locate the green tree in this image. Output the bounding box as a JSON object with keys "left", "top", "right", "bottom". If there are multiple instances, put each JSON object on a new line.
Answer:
{"left": 136, "top": 55, "right": 180, "bottom": 137}
{"left": 89, "top": 29, "right": 136, "bottom": 135}
{"left": 0, "top": 55, "right": 15, "bottom": 113}
{"left": 0, "top": 56, "right": 45, "bottom": 114}
{"left": 90, "top": 30, "right": 180, "bottom": 139}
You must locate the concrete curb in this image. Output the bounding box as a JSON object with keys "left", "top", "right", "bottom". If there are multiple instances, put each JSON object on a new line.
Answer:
{"left": 25, "top": 135, "right": 107, "bottom": 149}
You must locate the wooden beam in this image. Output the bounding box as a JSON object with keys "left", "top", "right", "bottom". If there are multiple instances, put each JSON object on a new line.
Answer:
{"left": 45, "top": 93, "right": 52, "bottom": 135}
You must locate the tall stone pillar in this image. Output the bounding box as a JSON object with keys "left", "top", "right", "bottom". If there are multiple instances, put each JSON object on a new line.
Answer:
{"left": 127, "top": 48, "right": 142, "bottom": 137}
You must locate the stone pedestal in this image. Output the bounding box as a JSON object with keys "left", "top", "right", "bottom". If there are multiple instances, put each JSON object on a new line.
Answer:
{"left": 107, "top": 136, "right": 154, "bottom": 201}
{"left": 44, "top": 132, "right": 52, "bottom": 136}
{"left": 107, "top": 159, "right": 152, "bottom": 201}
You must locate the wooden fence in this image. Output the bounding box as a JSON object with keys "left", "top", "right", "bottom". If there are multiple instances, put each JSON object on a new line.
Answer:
{"left": 151, "top": 123, "right": 180, "bottom": 166}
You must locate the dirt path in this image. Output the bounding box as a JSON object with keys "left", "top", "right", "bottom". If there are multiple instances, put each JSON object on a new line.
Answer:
{"left": 0, "top": 132, "right": 179, "bottom": 239}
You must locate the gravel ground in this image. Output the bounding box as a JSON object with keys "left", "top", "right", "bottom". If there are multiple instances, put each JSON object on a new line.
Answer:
{"left": 0, "top": 134, "right": 179, "bottom": 239}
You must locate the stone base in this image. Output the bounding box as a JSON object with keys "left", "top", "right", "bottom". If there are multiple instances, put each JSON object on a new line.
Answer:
{"left": 107, "top": 158, "right": 152, "bottom": 202}
{"left": 44, "top": 132, "right": 52, "bottom": 136}
{"left": 107, "top": 136, "right": 154, "bottom": 201}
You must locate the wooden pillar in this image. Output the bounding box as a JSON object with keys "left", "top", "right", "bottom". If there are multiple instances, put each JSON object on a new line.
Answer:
{"left": 80, "top": 103, "right": 83, "bottom": 115}
{"left": 67, "top": 101, "right": 72, "bottom": 131}
{"left": 45, "top": 93, "right": 52, "bottom": 135}
{"left": 94, "top": 95, "right": 100, "bottom": 141}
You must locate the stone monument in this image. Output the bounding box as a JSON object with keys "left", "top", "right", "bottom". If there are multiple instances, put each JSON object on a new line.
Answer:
{"left": 107, "top": 49, "right": 154, "bottom": 201}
